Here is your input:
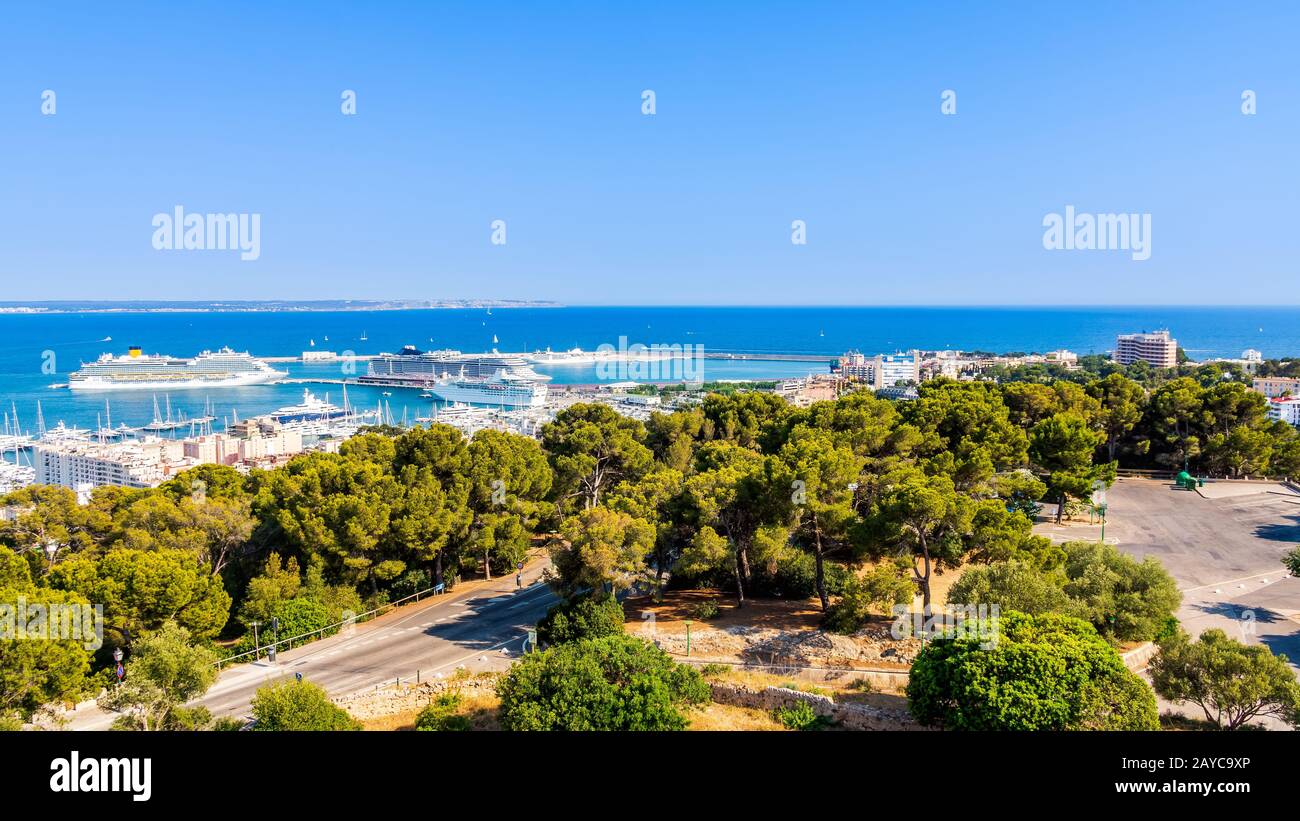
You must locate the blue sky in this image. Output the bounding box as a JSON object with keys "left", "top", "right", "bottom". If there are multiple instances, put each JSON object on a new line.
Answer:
{"left": 0, "top": 1, "right": 1296, "bottom": 304}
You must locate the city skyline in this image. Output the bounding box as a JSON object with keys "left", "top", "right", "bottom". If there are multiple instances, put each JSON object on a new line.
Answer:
{"left": 2, "top": 2, "right": 1296, "bottom": 305}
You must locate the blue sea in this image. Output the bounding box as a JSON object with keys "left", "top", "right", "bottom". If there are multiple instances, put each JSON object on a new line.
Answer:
{"left": 1, "top": 305, "right": 1297, "bottom": 447}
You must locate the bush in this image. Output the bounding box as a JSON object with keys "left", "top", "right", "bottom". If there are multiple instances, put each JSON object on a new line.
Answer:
{"left": 1059, "top": 541, "right": 1182, "bottom": 642}
{"left": 536, "top": 594, "right": 625, "bottom": 646}
{"left": 698, "top": 663, "right": 730, "bottom": 678}
{"left": 947, "top": 542, "right": 1182, "bottom": 644}
{"left": 773, "top": 702, "right": 828, "bottom": 731}
{"left": 415, "top": 693, "right": 472, "bottom": 732}
{"left": 249, "top": 680, "right": 360, "bottom": 731}
{"left": 824, "top": 565, "right": 913, "bottom": 634}
{"left": 497, "top": 634, "right": 709, "bottom": 730}
{"left": 906, "top": 610, "right": 1158, "bottom": 731}
{"left": 690, "top": 599, "right": 721, "bottom": 621}
{"left": 389, "top": 568, "right": 432, "bottom": 600}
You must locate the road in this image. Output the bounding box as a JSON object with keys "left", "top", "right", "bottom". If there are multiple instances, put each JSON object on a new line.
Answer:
{"left": 65, "top": 561, "right": 558, "bottom": 729}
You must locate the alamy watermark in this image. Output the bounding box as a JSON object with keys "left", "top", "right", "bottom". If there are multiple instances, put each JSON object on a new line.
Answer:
{"left": 152, "top": 206, "right": 261, "bottom": 261}
{"left": 1042, "top": 205, "right": 1150, "bottom": 261}
{"left": 1, "top": 596, "right": 104, "bottom": 651}
{"left": 594, "top": 336, "right": 705, "bottom": 383}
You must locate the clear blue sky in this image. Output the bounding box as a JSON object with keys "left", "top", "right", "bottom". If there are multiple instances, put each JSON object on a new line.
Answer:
{"left": 1, "top": 1, "right": 1296, "bottom": 304}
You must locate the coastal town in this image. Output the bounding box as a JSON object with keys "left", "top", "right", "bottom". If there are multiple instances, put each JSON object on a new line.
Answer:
{"left": 4, "top": 328, "right": 1293, "bottom": 498}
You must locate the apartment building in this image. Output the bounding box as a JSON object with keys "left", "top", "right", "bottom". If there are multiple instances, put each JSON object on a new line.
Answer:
{"left": 1267, "top": 396, "right": 1300, "bottom": 427}
{"left": 1114, "top": 330, "right": 1178, "bottom": 368}
{"left": 1252, "top": 376, "right": 1300, "bottom": 399}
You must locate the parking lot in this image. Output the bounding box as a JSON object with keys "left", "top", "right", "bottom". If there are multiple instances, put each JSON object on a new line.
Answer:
{"left": 1104, "top": 478, "right": 1300, "bottom": 675}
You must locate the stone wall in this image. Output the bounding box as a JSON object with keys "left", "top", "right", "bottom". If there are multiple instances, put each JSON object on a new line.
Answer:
{"left": 708, "top": 681, "right": 921, "bottom": 731}
{"left": 334, "top": 674, "right": 500, "bottom": 722}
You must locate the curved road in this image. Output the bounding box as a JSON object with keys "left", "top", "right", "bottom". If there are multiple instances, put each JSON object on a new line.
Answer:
{"left": 66, "top": 561, "right": 558, "bottom": 729}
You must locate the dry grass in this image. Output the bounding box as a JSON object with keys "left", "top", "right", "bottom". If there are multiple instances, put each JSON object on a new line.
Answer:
{"left": 687, "top": 702, "right": 786, "bottom": 731}
{"left": 360, "top": 690, "right": 502, "bottom": 731}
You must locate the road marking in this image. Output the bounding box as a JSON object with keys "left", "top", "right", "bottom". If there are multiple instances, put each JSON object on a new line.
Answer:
{"left": 1182, "top": 570, "right": 1293, "bottom": 594}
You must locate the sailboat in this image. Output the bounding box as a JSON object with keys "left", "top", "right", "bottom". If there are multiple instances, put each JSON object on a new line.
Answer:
{"left": 492, "top": 334, "right": 499, "bottom": 345}
{"left": 360, "top": 330, "right": 368, "bottom": 342}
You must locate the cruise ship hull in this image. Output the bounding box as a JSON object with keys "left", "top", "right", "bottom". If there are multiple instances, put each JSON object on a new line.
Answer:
{"left": 428, "top": 382, "right": 548, "bottom": 408}
{"left": 68, "top": 372, "right": 284, "bottom": 391}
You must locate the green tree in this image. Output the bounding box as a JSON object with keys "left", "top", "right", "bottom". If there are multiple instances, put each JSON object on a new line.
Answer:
{"left": 1029, "top": 412, "right": 1114, "bottom": 524}
{"left": 497, "top": 634, "right": 708, "bottom": 730}
{"left": 238, "top": 552, "right": 302, "bottom": 627}
{"left": 1284, "top": 547, "right": 1300, "bottom": 578}
{"left": 1060, "top": 541, "right": 1181, "bottom": 643}
{"left": 0, "top": 556, "right": 93, "bottom": 719}
{"left": 1149, "top": 629, "right": 1300, "bottom": 730}
{"left": 249, "top": 679, "right": 360, "bottom": 731}
{"left": 864, "top": 470, "right": 973, "bottom": 610}
{"left": 254, "top": 451, "right": 404, "bottom": 595}
{"left": 541, "top": 404, "right": 652, "bottom": 511}
{"left": 947, "top": 560, "right": 1071, "bottom": 615}
{"left": 1088, "top": 373, "right": 1146, "bottom": 462}
{"left": 50, "top": 548, "right": 231, "bottom": 643}
{"left": 547, "top": 506, "right": 655, "bottom": 599}
{"left": 681, "top": 442, "right": 772, "bottom": 605}
{"left": 465, "top": 429, "right": 552, "bottom": 577}
{"left": 906, "top": 611, "right": 1158, "bottom": 730}
{"left": 776, "top": 426, "right": 864, "bottom": 610}
{"left": 390, "top": 425, "right": 473, "bottom": 586}
{"left": 0, "top": 485, "right": 111, "bottom": 561}
{"left": 98, "top": 622, "right": 218, "bottom": 731}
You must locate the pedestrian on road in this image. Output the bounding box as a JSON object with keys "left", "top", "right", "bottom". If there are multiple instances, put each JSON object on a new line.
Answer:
{"left": 516, "top": 571, "right": 522, "bottom": 589}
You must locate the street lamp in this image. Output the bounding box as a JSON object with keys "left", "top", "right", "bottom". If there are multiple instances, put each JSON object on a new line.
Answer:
{"left": 43, "top": 539, "right": 59, "bottom": 569}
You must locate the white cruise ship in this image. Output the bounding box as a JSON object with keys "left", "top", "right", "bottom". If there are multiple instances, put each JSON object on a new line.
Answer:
{"left": 69, "top": 347, "right": 286, "bottom": 391}
{"left": 427, "top": 368, "right": 549, "bottom": 408}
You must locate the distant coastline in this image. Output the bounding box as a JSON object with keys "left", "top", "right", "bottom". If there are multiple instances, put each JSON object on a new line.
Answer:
{"left": 0, "top": 299, "right": 562, "bottom": 314}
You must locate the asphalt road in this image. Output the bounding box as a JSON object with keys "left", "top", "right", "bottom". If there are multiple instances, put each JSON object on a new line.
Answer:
{"left": 67, "top": 561, "right": 558, "bottom": 729}
{"left": 1104, "top": 479, "right": 1300, "bottom": 665}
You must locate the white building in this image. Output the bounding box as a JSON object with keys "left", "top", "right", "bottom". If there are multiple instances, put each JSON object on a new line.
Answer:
{"left": 837, "top": 350, "right": 920, "bottom": 388}
{"left": 35, "top": 438, "right": 186, "bottom": 490}
{"left": 1268, "top": 397, "right": 1300, "bottom": 427}
{"left": 1114, "top": 330, "right": 1178, "bottom": 368}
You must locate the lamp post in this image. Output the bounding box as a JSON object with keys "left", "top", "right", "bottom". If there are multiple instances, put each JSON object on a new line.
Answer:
{"left": 684, "top": 619, "right": 692, "bottom": 657}
{"left": 251, "top": 621, "right": 260, "bottom": 661}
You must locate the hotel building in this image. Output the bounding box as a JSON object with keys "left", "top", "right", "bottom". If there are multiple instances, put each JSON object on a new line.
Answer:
{"left": 1114, "top": 330, "right": 1178, "bottom": 368}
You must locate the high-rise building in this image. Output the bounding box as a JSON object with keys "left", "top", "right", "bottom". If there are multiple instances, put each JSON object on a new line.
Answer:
{"left": 835, "top": 350, "right": 920, "bottom": 388}
{"left": 1114, "top": 330, "right": 1177, "bottom": 368}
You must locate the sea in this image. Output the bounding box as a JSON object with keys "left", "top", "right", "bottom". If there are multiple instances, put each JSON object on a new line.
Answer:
{"left": 1, "top": 305, "right": 1297, "bottom": 452}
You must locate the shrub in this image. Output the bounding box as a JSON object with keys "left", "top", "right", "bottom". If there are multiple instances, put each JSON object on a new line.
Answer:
{"left": 249, "top": 680, "right": 360, "bottom": 731}
{"left": 698, "top": 663, "right": 731, "bottom": 678}
{"left": 691, "top": 599, "right": 721, "bottom": 620}
{"left": 536, "top": 594, "right": 625, "bottom": 646}
{"left": 947, "top": 542, "right": 1182, "bottom": 644}
{"left": 415, "top": 693, "right": 472, "bottom": 732}
{"left": 773, "top": 701, "right": 827, "bottom": 731}
{"left": 497, "top": 634, "right": 709, "bottom": 730}
{"left": 906, "top": 610, "right": 1158, "bottom": 731}
{"left": 389, "top": 568, "right": 432, "bottom": 600}
{"left": 824, "top": 565, "right": 913, "bottom": 634}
